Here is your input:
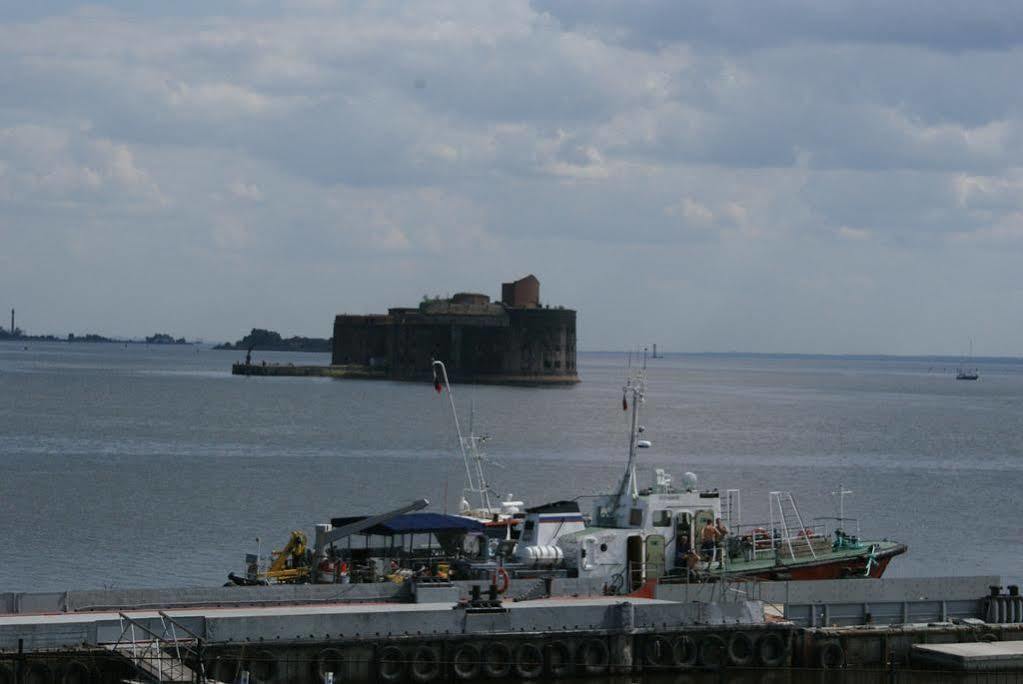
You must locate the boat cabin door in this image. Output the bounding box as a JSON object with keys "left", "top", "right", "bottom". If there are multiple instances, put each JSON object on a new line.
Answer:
{"left": 645, "top": 534, "right": 665, "bottom": 581}
{"left": 627, "top": 535, "right": 643, "bottom": 591}
{"left": 675, "top": 512, "right": 692, "bottom": 553}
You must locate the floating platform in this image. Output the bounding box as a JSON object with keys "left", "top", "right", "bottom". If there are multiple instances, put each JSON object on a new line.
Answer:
{"left": 913, "top": 641, "right": 1023, "bottom": 671}
{"left": 3, "top": 576, "right": 1022, "bottom": 681}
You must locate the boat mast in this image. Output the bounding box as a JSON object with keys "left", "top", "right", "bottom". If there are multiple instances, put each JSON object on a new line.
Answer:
{"left": 610, "top": 369, "right": 644, "bottom": 522}
{"left": 432, "top": 360, "right": 492, "bottom": 512}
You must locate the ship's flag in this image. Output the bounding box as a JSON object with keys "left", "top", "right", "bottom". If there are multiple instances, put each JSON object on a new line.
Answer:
{"left": 432, "top": 367, "right": 443, "bottom": 394}
{"left": 622, "top": 392, "right": 628, "bottom": 411}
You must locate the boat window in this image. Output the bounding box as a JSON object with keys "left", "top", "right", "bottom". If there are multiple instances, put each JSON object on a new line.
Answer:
{"left": 652, "top": 510, "right": 672, "bottom": 527}
{"left": 630, "top": 508, "right": 643, "bottom": 526}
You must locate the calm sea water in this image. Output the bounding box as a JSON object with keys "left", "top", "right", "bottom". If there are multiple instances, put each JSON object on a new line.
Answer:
{"left": 1, "top": 342, "right": 1021, "bottom": 593}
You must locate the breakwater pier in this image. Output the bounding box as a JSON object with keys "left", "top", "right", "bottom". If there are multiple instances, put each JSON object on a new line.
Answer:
{"left": 2, "top": 576, "right": 1021, "bottom": 682}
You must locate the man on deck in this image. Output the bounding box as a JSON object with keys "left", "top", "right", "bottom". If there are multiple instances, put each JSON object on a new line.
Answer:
{"left": 700, "top": 519, "right": 719, "bottom": 565}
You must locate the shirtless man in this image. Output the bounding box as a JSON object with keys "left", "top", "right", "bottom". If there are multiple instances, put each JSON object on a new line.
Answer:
{"left": 700, "top": 519, "right": 719, "bottom": 564}
{"left": 715, "top": 518, "right": 729, "bottom": 568}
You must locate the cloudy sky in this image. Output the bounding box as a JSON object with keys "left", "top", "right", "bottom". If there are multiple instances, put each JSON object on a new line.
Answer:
{"left": 1, "top": 1, "right": 1021, "bottom": 355}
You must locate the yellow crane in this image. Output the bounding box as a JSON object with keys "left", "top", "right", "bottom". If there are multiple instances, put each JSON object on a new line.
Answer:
{"left": 263, "top": 530, "right": 311, "bottom": 583}
{"left": 243, "top": 499, "right": 430, "bottom": 585}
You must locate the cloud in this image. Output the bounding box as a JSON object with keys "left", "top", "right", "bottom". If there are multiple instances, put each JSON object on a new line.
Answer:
{"left": 0, "top": 0, "right": 1022, "bottom": 353}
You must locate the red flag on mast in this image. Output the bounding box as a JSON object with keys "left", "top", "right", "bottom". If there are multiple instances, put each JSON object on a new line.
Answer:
{"left": 622, "top": 392, "right": 628, "bottom": 411}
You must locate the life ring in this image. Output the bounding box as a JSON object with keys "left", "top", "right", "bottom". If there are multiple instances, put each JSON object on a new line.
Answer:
{"left": 482, "top": 642, "right": 512, "bottom": 678}
{"left": 492, "top": 567, "right": 511, "bottom": 594}
{"left": 817, "top": 641, "right": 845, "bottom": 669}
{"left": 546, "top": 641, "right": 573, "bottom": 677}
{"left": 577, "top": 638, "right": 609, "bottom": 675}
{"left": 727, "top": 632, "right": 755, "bottom": 667}
{"left": 697, "top": 634, "right": 727, "bottom": 668}
{"left": 60, "top": 660, "right": 93, "bottom": 684}
{"left": 513, "top": 643, "right": 544, "bottom": 679}
{"left": 452, "top": 643, "right": 482, "bottom": 680}
{"left": 672, "top": 634, "right": 698, "bottom": 668}
{"left": 377, "top": 645, "right": 406, "bottom": 683}
{"left": 757, "top": 632, "right": 788, "bottom": 667}
{"left": 410, "top": 644, "right": 441, "bottom": 683}
{"left": 245, "top": 649, "right": 279, "bottom": 683}
{"left": 643, "top": 635, "right": 673, "bottom": 669}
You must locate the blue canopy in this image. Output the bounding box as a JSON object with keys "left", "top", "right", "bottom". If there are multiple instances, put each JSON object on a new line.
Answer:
{"left": 330, "top": 512, "right": 485, "bottom": 536}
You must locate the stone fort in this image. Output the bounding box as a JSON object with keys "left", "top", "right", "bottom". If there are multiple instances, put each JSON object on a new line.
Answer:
{"left": 332, "top": 275, "right": 578, "bottom": 384}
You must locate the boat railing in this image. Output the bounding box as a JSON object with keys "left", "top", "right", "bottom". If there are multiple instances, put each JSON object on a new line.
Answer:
{"left": 731, "top": 522, "right": 831, "bottom": 561}
{"left": 812, "top": 516, "right": 862, "bottom": 536}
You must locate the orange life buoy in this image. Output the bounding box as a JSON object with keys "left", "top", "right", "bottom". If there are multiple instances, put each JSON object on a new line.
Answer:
{"left": 492, "top": 567, "right": 511, "bottom": 594}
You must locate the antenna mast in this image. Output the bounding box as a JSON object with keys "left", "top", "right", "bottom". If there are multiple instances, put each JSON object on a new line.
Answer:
{"left": 433, "top": 360, "right": 493, "bottom": 512}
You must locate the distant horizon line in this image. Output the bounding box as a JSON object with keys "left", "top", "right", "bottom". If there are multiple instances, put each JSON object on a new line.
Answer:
{"left": 579, "top": 349, "right": 1023, "bottom": 362}
{"left": 2, "top": 337, "right": 1019, "bottom": 362}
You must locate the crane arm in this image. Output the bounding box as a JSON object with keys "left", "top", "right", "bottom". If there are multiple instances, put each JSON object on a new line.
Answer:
{"left": 313, "top": 498, "right": 429, "bottom": 564}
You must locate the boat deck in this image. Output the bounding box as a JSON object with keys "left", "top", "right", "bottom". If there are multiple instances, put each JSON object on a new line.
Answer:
{"left": 696, "top": 540, "right": 906, "bottom": 580}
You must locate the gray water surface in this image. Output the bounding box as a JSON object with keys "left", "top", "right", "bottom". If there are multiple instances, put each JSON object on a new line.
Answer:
{"left": 1, "top": 343, "right": 1021, "bottom": 592}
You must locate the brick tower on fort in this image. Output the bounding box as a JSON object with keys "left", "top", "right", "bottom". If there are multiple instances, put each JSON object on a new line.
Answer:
{"left": 332, "top": 275, "right": 578, "bottom": 385}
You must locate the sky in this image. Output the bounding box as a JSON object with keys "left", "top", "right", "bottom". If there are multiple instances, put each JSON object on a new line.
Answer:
{"left": 1, "top": 1, "right": 1022, "bottom": 355}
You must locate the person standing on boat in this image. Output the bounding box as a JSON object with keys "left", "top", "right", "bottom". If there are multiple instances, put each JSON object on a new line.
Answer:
{"left": 700, "top": 519, "right": 719, "bottom": 565}
{"left": 715, "top": 518, "right": 729, "bottom": 568}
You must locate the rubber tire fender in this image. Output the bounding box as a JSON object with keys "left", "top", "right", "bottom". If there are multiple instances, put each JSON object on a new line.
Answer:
{"left": 481, "top": 642, "right": 512, "bottom": 679}
{"left": 451, "top": 643, "right": 481, "bottom": 681}
{"left": 316, "top": 648, "right": 344, "bottom": 680}
{"left": 378, "top": 645, "right": 406, "bottom": 683}
{"left": 577, "top": 638, "right": 610, "bottom": 675}
{"left": 672, "top": 634, "right": 698, "bottom": 669}
{"left": 727, "top": 632, "right": 755, "bottom": 667}
{"left": 698, "top": 634, "right": 727, "bottom": 668}
{"left": 546, "top": 641, "right": 573, "bottom": 678}
{"left": 410, "top": 644, "right": 441, "bottom": 683}
{"left": 513, "top": 642, "right": 544, "bottom": 679}
{"left": 245, "top": 649, "right": 278, "bottom": 683}
{"left": 643, "top": 635, "right": 673, "bottom": 670}
{"left": 817, "top": 641, "right": 845, "bottom": 670}
{"left": 757, "top": 632, "right": 788, "bottom": 667}
{"left": 24, "top": 663, "right": 54, "bottom": 684}
{"left": 60, "top": 660, "right": 93, "bottom": 684}
{"left": 208, "top": 653, "right": 240, "bottom": 684}
{"left": 979, "top": 632, "right": 1000, "bottom": 643}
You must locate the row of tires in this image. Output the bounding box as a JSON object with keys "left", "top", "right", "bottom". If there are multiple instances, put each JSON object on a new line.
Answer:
{"left": 375, "top": 632, "right": 790, "bottom": 683}
{"left": 0, "top": 660, "right": 98, "bottom": 684}
{"left": 377, "top": 639, "right": 607, "bottom": 682}
{"left": 643, "top": 631, "right": 789, "bottom": 670}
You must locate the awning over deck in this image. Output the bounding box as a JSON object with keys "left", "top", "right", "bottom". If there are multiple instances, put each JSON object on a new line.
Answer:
{"left": 329, "top": 512, "right": 485, "bottom": 536}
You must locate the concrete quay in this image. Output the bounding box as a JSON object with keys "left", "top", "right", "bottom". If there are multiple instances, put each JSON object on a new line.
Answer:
{"left": 1, "top": 576, "right": 1021, "bottom": 682}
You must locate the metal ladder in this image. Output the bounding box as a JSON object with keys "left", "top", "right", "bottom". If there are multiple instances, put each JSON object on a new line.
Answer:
{"left": 107, "top": 612, "right": 212, "bottom": 683}
{"left": 769, "top": 491, "right": 816, "bottom": 561}
{"left": 724, "top": 489, "right": 741, "bottom": 532}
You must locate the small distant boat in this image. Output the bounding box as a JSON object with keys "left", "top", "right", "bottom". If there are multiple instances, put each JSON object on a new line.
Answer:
{"left": 955, "top": 339, "right": 980, "bottom": 380}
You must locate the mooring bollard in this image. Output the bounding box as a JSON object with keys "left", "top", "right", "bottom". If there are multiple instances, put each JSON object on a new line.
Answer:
{"left": 238, "top": 670, "right": 250, "bottom": 684}
{"left": 323, "top": 672, "right": 335, "bottom": 684}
